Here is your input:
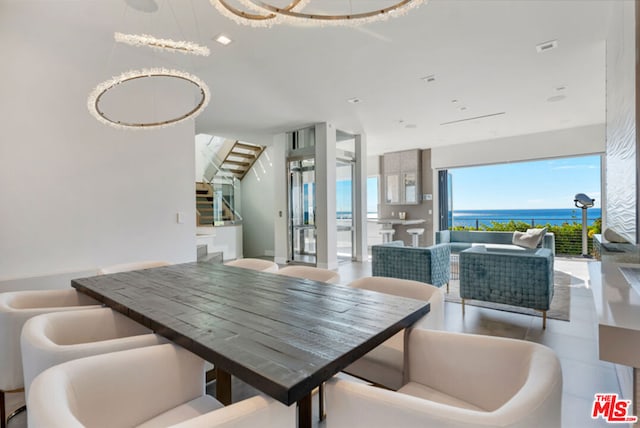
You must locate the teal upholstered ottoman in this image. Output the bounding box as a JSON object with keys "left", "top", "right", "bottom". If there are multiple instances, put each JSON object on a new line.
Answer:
{"left": 459, "top": 246, "right": 554, "bottom": 328}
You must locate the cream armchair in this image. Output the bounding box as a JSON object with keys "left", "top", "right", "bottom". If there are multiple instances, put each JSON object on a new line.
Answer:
{"left": 0, "top": 289, "right": 100, "bottom": 428}
{"left": 97, "top": 260, "right": 170, "bottom": 275}
{"left": 20, "top": 307, "right": 168, "bottom": 398}
{"left": 28, "top": 343, "right": 295, "bottom": 428}
{"left": 327, "top": 329, "right": 562, "bottom": 428}
{"left": 343, "top": 276, "right": 444, "bottom": 390}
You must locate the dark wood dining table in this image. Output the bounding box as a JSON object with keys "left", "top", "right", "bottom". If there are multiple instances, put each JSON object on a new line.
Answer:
{"left": 71, "top": 261, "right": 430, "bottom": 428}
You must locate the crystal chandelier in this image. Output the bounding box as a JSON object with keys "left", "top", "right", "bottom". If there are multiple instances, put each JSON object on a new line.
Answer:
{"left": 114, "top": 32, "right": 210, "bottom": 56}
{"left": 212, "top": 0, "right": 426, "bottom": 27}
{"left": 87, "top": 68, "right": 211, "bottom": 130}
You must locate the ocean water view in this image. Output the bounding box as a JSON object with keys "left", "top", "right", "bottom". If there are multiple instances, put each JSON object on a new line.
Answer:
{"left": 453, "top": 208, "right": 601, "bottom": 228}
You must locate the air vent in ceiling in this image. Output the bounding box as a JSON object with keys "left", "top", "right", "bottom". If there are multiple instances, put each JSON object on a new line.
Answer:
{"left": 536, "top": 40, "right": 558, "bottom": 53}
{"left": 440, "top": 112, "right": 506, "bottom": 126}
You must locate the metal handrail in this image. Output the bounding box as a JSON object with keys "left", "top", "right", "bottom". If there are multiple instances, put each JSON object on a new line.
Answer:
{"left": 452, "top": 217, "right": 598, "bottom": 230}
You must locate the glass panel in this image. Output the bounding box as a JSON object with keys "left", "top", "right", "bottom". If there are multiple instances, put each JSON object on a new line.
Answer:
{"left": 212, "top": 179, "right": 237, "bottom": 224}
{"left": 404, "top": 172, "right": 417, "bottom": 203}
{"left": 386, "top": 174, "right": 400, "bottom": 204}
{"left": 367, "top": 176, "right": 379, "bottom": 220}
{"left": 288, "top": 127, "right": 316, "bottom": 151}
{"left": 337, "top": 160, "right": 354, "bottom": 261}
{"left": 289, "top": 158, "right": 316, "bottom": 264}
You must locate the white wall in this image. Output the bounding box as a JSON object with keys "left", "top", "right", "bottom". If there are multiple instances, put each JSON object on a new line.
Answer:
{"left": 315, "top": 123, "right": 338, "bottom": 270}
{"left": 431, "top": 124, "right": 605, "bottom": 170}
{"left": 0, "top": 5, "right": 196, "bottom": 282}
{"left": 605, "top": 0, "right": 637, "bottom": 244}
{"left": 241, "top": 142, "right": 281, "bottom": 258}
{"left": 366, "top": 155, "right": 380, "bottom": 176}
{"left": 272, "top": 137, "right": 288, "bottom": 264}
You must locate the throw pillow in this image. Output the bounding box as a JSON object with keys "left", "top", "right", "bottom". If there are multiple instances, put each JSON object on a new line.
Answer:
{"left": 526, "top": 227, "right": 547, "bottom": 248}
{"left": 512, "top": 231, "right": 539, "bottom": 249}
{"left": 512, "top": 228, "right": 547, "bottom": 249}
{"left": 604, "top": 228, "right": 629, "bottom": 243}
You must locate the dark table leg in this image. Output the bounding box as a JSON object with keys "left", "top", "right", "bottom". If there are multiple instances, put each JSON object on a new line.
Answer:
{"left": 215, "top": 368, "right": 232, "bottom": 406}
{"left": 297, "top": 393, "right": 312, "bottom": 428}
{"left": 319, "top": 383, "right": 326, "bottom": 421}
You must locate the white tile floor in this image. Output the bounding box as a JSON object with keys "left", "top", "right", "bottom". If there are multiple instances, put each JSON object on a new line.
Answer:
{"left": 336, "top": 257, "right": 625, "bottom": 428}
{"left": 6, "top": 257, "right": 627, "bottom": 428}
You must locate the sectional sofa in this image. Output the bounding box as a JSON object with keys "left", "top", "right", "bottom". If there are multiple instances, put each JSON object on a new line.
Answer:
{"left": 436, "top": 230, "right": 555, "bottom": 255}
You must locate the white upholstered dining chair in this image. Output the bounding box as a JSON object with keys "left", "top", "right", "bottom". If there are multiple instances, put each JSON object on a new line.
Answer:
{"left": 277, "top": 265, "right": 341, "bottom": 284}
{"left": 224, "top": 258, "right": 279, "bottom": 273}
{"left": 326, "top": 329, "right": 562, "bottom": 428}
{"left": 275, "top": 264, "right": 341, "bottom": 421}
{"left": 28, "top": 343, "right": 295, "bottom": 428}
{"left": 0, "top": 289, "right": 100, "bottom": 428}
{"left": 20, "top": 307, "right": 168, "bottom": 398}
{"left": 343, "top": 276, "right": 444, "bottom": 390}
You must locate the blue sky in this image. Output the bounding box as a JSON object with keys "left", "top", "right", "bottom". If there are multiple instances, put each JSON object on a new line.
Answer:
{"left": 449, "top": 155, "right": 601, "bottom": 210}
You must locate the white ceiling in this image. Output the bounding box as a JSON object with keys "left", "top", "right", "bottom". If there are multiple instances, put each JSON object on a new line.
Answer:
{"left": 3, "top": 0, "right": 611, "bottom": 155}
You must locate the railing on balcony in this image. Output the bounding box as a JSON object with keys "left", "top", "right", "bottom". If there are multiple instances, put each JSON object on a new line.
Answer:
{"left": 451, "top": 216, "right": 602, "bottom": 256}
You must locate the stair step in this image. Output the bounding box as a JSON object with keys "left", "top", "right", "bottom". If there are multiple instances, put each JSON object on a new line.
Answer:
{"left": 233, "top": 142, "right": 262, "bottom": 152}
{"left": 228, "top": 151, "right": 257, "bottom": 159}
{"left": 222, "top": 159, "right": 251, "bottom": 168}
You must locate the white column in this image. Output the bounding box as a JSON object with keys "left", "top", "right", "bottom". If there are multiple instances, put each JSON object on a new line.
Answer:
{"left": 354, "top": 134, "right": 368, "bottom": 261}
{"left": 272, "top": 133, "right": 289, "bottom": 265}
{"left": 315, "top": 123, "right": 338, "bottom": 270}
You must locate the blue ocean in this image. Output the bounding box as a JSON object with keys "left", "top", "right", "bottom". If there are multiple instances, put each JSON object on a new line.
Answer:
{"left": 453, "top": 208, "right": 601, "bottom": 228}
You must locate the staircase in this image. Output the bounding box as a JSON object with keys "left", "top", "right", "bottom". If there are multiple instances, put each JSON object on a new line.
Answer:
{"left": 196, "top": 181, "right": 236, "bottom": 226}
{"left": 195, "top": 182, "right": 214, "bottom": 226}
{"left": 217, "top": 141, "right": 265, "bottom": 180}
{"left": 196, "top": 137, "right": 262, "bottom": 226}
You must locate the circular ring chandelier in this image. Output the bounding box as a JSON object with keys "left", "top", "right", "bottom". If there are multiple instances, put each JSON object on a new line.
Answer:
{"left": 212, "top": 0, "right": 309, "bottom": 27}
{"left": 114, "top": 32, "right": 210, "bottom": 56}
{"left": 87, "top": 68, "right": 210, "bottom": 130}
{"left": 214, "top": 0, "right": 426, "bottom": 27}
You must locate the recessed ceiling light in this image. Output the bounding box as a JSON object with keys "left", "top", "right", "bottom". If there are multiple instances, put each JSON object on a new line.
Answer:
{"left": 451, "top": 99, "right": 459, "bottom": 104}
{"left": 420, "top": 74, "right": 436, "bottom": 83}
{"left": 458, "top": 106, "right": 467, "bottom": 111}
{"left": 215, "top": 34, "right": 233, "bottom": 45}
{"left": 555, "top": 85, "right": 567, "bottom": 92}
{"left": 405, "top": 124, "right": 417, "bottom": 129}
{"left": 536, "top": 39, "right": 558, "bottom": 53}
{"left": 347, "top": 97, "right": 361, "bottom": 104}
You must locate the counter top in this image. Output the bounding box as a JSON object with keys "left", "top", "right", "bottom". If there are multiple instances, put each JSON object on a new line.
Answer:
{"left": 589, "top": 261, "right": 640, "bottom": 367}
{"left": 372, "top": 218, "right": 426, "bottom": 226}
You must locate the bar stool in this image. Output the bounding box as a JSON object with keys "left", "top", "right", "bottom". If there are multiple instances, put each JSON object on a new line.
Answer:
{"left": 407, "top": 228, "right": 424, "bottom": 247}
{"left": 379, "top": 229, "right": 395, "bottom": 243}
